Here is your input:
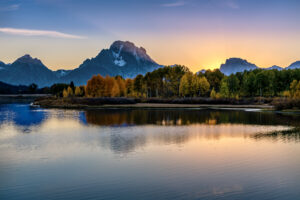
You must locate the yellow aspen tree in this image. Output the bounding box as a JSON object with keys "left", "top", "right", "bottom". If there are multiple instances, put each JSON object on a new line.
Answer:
{"left": 111, "top": 81, "right": 120, "bottom": 97}
{"left": 104, "top": 76, "right": 115, "bottom": 97}
{"left": 67, "top": 86, "right": 73, "bottom": 97}
{"left": 198, "top": 77, "right": 210, "bottom": 96}
{"left": 63, "top": 88, "right": 68, "bottom": 98}
{"left": 75, "top": 87, "right": 82, "bottom": 96}
{"left": 179, "top": 72, "right": 193, "bottom": 97}
{"left": 116, "top": 77, "right": 126, "bottom": 96}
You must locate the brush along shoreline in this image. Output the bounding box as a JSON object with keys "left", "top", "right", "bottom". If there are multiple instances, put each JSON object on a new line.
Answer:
{"left": 32, "top": 97, "right": 274, "bottom": 110}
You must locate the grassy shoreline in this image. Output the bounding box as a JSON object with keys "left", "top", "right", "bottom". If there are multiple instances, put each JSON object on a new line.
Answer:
{"left": 33, "top": 96, "right": 273, "bottom": 110}
{"left": 0, "top": 94, "right": 50, "bottom": 104}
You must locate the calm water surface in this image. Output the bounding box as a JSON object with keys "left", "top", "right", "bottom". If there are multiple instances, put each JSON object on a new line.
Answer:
{"left": 0, "top": 104, "right": 300, "bottom": 200}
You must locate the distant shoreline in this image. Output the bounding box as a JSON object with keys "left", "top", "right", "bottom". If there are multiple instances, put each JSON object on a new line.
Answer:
{"left": 0, "top": 94, "right": 50, "bottom": 104}
{"left": 59, "top": 103, "right": 272, "bottom": 109}
{"left": 32, "top": 97, "right": 273, "bottom": 110}
{"left": 34, "top": 103, "right": 273, "bottom": 110}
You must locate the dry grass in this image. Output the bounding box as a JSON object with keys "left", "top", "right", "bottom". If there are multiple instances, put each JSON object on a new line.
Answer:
{"left": 271, "top": 98, "right": 300, "bottom": 110}
{"left": 34, "top": 96, "right": 273, "bottom": 109}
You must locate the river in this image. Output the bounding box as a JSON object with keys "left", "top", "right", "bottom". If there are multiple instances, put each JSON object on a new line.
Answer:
{"left": 0, "top": 104, "right": 299, "bottom": 200}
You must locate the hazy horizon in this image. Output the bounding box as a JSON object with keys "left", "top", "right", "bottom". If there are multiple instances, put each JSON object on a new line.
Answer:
{"left": 1, "top": 0, "right": 300, "bottom": 72}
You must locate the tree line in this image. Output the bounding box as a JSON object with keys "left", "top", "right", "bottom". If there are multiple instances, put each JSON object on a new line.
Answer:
{"left": 50, "top": 65, "right": 300, "bottom": 99}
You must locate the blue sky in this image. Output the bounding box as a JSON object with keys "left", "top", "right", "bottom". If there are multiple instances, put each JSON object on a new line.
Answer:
{"left": 1, "top": 0, "right": 300, "bottom": 71}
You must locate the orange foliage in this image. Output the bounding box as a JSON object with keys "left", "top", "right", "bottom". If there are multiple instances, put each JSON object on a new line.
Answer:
{"left": 86, "top": 75, "right": 105, "bottom": 97}
{"left": 116, "top": 77, "right": 126, "bottom": 96}
{"left": 103, "top": 76, "right": 115, "bottom": 97}
{"left": 86, "top": 75, "right": 130, "bottom": 97}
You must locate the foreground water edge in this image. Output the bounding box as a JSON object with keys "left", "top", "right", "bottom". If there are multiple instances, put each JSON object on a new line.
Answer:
{"left": 0, "top": 103, "right": 300, "bottom": 200}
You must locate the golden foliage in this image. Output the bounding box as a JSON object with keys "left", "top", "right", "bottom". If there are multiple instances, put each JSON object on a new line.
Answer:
{"left": 75, "top": 86, "right": 84, "bottom": 97}
{"left": 63, "top": 88, "right": 68, "bottom": 98}
{"left": 115, "top": 77, "right": 126, "bottom": 96}
{"left": 85, "top": 75, "right": 128, "bottom": 97}
{"left": 290, "top": 80, "right": 300, "bottom": 99}
{"left": 179, "top": 72, "right": 193, "bottom": 97}
{"left": 63, "top": 86, "right": 73, "bottom": 98}
{"left": 283, "top": 90, "right": 291, "bottom": 98}
{"left": 198, "top": 76, "right": 210, "bottom": 96}
{"left": 86, "top": 75, "right": 105, "bottom": 97}
{"left": 180, "top": 73, "right": 210, "bottom": 97}
{"left": 103, "top": 76, "right": 116, "bottom": 97}
{"left": 210, "top": 88, "right": 217, "bottom": 99}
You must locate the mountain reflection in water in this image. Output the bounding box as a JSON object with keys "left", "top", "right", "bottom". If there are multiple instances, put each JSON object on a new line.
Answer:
{"left": 0, "top": 104, "right": 299, "bottom": 155}
{"left": 1, "top": 104, "right": 300, "bottom": 200}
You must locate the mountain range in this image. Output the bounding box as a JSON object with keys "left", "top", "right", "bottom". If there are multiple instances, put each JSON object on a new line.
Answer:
{"left": 0, "top": 41, "right": 160, "bottom": 87}
{"left": 218, "top": 58, "right": 300, "bottom": 76}
{"left": 0, "top": 40, "right": 300, "bottom": 87}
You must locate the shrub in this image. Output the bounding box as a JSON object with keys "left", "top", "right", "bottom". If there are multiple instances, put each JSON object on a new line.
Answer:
{"left": 272, "top": 98, "right": 300, "bottom": 110}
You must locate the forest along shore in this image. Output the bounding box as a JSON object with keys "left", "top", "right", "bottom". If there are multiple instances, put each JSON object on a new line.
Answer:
{"left": 33, "top": 97, "right": 273, "bottom": 109}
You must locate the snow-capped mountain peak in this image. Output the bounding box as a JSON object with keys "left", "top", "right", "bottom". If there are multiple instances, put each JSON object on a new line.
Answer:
{"left": 112, "top": 44, "right": 126, "bottom": 67}
{"left": 109, "top": 40, "right": 156, "bottom": 64}
{"left": 54, "top": 69, "right": 71, "bottom": 78}
{"left": 60, "top": 40, "right": 160, "bottom": 85}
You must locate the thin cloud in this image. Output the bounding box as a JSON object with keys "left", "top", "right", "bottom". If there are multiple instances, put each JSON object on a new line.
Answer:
{"left": 0, "top": 4, "right": 20, "bottom": 11}
{"left": 162, "top": 1, "right": 186, "bottom": 7}
{"left": 0, "top": 27, "right": 86, "bottom": 39}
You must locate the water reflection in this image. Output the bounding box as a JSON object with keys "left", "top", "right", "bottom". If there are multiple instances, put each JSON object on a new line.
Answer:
{"left": 0, "top": 104, "right": 299, "bottom": 156}
{"left": 1, "top": 104, "right": 300, "bottom": 141}
{"left": 84, "top": 109, "right": 300, "bottom": 127}
{"left": 0, "top": 104, "right": 86, "bottom": 133}
{"left": 1, "top": 104, "right": 300, "bottom": 200}
{"left": 252, "top": 128, "right": 300, "bottom": 142}
{"left": 1, "top": 104, "right": 300, "bottom": 129}
{"left": 0, "top": 104, "right": 46, "bottom": 126}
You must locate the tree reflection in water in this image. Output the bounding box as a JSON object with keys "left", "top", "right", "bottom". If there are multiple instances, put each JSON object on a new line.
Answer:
{"left": 84, "top": 109, "right": 300, "bottom": 127}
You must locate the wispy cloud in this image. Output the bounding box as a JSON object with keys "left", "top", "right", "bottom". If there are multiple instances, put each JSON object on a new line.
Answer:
{"left": 0, "top": 27, "right": 86, "bottom": 39}
{"left": 0, "top": 4, "right": 20, "bottom": 11}
{"left": 161, "top": 1, "right": 186, "bottom": 7}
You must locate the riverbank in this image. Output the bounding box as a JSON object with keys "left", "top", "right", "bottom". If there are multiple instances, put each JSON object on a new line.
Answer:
{"left": 33, "top": 97, "right": 273, "bottom": 110}
{"left": 0, "top": 94, "right": 50, "bottom": 104}
{"left": 80, "top": 103, "right": 273, "bottom": 109}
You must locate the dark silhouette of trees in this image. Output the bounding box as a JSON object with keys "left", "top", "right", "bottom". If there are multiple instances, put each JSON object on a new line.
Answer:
{"left": 28, "top": 83, "right": 38, "bottom": 93}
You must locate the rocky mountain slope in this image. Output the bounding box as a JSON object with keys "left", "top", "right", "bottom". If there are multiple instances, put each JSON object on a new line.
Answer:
{"left": 0, "top": 55, "right": 57, "bottom": 87}
{"left": 0, "top": 41, "right": 161, "bottom": 87}
{"left": 220, "top": 58, "right": 258, "bottom": 75}
{"left": 61, "top": 41, "right": 160, "bottom": 85}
